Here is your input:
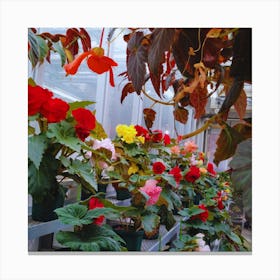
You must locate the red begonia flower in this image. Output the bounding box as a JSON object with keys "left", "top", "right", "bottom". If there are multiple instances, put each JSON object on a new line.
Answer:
{"left": 163, "top": 134, "right": 171, "bottom": 145}
{"left": 151, "top": 130, "right": 163, "bottom": 143}
{"left": 192, "top": 204, "right": 209, "bottom": 222}
{"left": 214, "top": 191, "right": 224, "bottom": 210}
{"left": 207, "top": 162, "right": 217, "bottom": 176}
{"left": 134, "top": 125, "right": 150, "bottom": 141}
{"left": 40, "top": 98, "right": 69, "bottom": 123}
{"left": 28, "top": 85, "right": 53, "bottom": 116}
{"left": 169, "top": 166, "right": 182, "bottom": 184}
{"left": 185, "top": 166, "right": 201, "bottom": 183}
{"left": 64, "top": 47, "right": 118, "bottom": 87}
{"left": 152, "top": 161, "right": 166, "bottom": 174}
{"left": 72, "top": 108, "right": 96, "bottom": 141}
{"left": 88, "top": 197, "right": 105, "bottom": 226}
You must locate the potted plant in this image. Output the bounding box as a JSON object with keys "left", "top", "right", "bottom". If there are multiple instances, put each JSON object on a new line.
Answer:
{"left": 28, "top": 79, "right": 105, "bottom": 221}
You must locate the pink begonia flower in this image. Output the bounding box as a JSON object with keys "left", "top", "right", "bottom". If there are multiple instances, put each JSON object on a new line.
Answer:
{"left": 140, "top": 179, "right": 162, "bottom": 206}
{"left": 170, "top": 145, "right": 181, "bottom": 155}
{"left": 183, "top": 140, "right": 198, "bottom": 153}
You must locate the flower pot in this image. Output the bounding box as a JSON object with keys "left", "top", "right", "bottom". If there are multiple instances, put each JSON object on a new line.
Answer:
{"left": 31, "top": 191, "right": 65, "bottom": 222}
{"left": 113, "top": 225, "right": 144, "bottom": 251}
{"left": 112, "top": 183, "right": 131, "bottom": 200}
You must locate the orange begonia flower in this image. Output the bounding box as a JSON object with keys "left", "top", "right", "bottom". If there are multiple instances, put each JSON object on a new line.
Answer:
{"left": 64, "top": 47, "right": 118, "bottom": 87}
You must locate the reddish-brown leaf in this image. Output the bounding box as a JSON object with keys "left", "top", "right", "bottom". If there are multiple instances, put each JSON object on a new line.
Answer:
{"left": 143, "top": 108, "right": 156, "bottom": 129}
{"left": 148, "top": 28, "right": 176, "bottom": 76}
{"left": 127, "top": 32, "right": 148, "bottom": 94}
{"left": 213, "top": 123, "right": 246, "bottom": 166}
{"left": 233, "top": 89, "right": 247, "bottom": 120}
{"left": 79, "top": 28, "right": 91, "bottom": 52}
{"left": 202, "top": 38, "right": 224, "bottom": 68}
{"left": 233, "top": 123, "right": 252, "bottom": 139}
{"left": 64, "top": 28, "right": 80, "bottom": 57}
{"left": 189, "top": 85, "right": 208, "bottom": 119}
{"left": 121, "top": 82, "right": 136, "bottom": 104}
{"left": 173, "top": 107, "right": 189, "bottom": 124}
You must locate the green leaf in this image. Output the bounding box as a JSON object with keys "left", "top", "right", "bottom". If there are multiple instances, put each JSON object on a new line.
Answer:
{"left": 229, "top": 139, "right": 252, "bottom": 219}
{"left": 52, "top": 41, "right": 67, "bottom": 67}
{"left": 85, "top": 208, "right": 120, "bottom": 220}
{"left": 28, "top": 134, "right": 48, "bottom": 169}
{"left": 68, "top": 101, "right": 95, "bottom": 112}
{"left": 28, "top": 153, "right": 60, "bottom": 200}
{"left": 55, "top": 203, "right": 89, "bottom": 226}
{"left": 141, "top": 213, "right": 160, "bottom": 233}
{"left": 47, "top": 121, "right": 83, "bottom": 153}
{"left": 226, "top": 231, "right": 242, "bottom": 245}
{"left": 61, "top": 157, "right": 97, "bottom": 191}
{"left": 55, "top": 224, "right": 125, "bottom": 251}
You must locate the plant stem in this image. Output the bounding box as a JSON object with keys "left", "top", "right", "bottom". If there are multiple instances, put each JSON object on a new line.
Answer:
{"left": 141, "top": 88, "right": 175, "bottom": 106}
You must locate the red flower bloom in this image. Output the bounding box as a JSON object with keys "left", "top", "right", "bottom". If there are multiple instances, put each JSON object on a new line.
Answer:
{"left": 64, "top": 47, "right": 118, "bottom": 87}
{"left": 28, "top": 85, "right": 53, "bottom": 116}
{"left": 169, "top": 166, "right": 182, "bottom": 184}
{"left": 214, "top": 191, "right": 224, "bottom": 210}
{"left": 72, "top": 108, "right": 96, "bottom": 141}
{"left": 152, "top": 161, "right": 166, "bottom": 174}
{"left": 40, "top": 98, "right": 69, "bottom": 123}
{"left": 88, "top": 197, "right": 105, "bottom": 226}
{"left": 192, "top": 204, "right": 209, "bottom": 222}
{"left": 134, "top": 125, "right": 150, "bottom": 141}
{"left": 207, "top": 162, "right": 217, "bottom": 176}
{"left": 185, "top": 166, "right": 201, "bottom": 183}
{"left": 151, "top": 130, "right": 163, "bottom": 143}
{"left": 163, "top": 134, "right": 171, "bottom": 145}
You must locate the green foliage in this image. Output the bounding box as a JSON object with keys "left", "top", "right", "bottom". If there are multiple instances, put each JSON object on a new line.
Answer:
{"left": 28, "top": 134, "right": 48, "bottom": 169}
{"left": 28, "top": 153, "right": 60, "bottom": 201}
{"left": 141, "top": 212, "right": 160, "bottom": 233}
{"left": 55, "top": 224, "right": 126, "bottom": 251}
{"left": 229, "top": 138, "right": 252, "bottom": 219}
{"left": 60, "top": 157, "right": 97, "bottom": 191}
{"left": 55, "top": 203, "right": 120, "bottom": 227}
{"left": 46, "top": 121, "right": 83, "bottom": 153}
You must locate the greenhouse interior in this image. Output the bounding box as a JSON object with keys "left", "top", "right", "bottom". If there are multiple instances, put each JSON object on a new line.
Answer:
{"left": 27, "top": 27, "right": 253, "bottom": 253}
{"left": 1, "top": 0, "right": 280, "bottom": 279}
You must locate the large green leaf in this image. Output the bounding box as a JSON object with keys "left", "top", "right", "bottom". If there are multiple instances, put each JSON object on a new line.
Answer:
{"left": 141, "top": 212, "right": 160, "bottom": 233}
{"left": 55, "top": 203, "right": 89, "bottom": 226}
{"left": 55, "top": 224, "right": 125, "bottom": 251}
{"left": 229, "top": 139, "right": 252, "bottom": 219}
{"left": 28, "top": 134, "right": 48, "bottom": 169}
{"left": 28, "top": 153, "right": 60, "bottom": 200}
{"left": 47, "top": 121, "right": 83, "bottom": 153}
{"left": 60, "top": 157, "right": 97, "bottom": 191}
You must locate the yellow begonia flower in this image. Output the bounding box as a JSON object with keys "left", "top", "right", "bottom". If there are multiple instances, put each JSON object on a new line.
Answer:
{"left": 116, "top": 124, "right": 137, "bottom": 144}
{"left": 137, "top": 136, "right": 145, "bottom": 144}
{"left": 128, "top": 162, "right": 139, "bottom": 175}
{"left": 224, "top": 188, "right": 231, "bottom": 193}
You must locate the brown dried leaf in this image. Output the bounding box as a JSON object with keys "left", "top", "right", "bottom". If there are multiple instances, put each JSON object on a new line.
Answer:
{"left": 189, "top": 85, "right": 208, "bottom": 119}
{"left": 173, "top": 107, "right": 189, "bottom": 124}
{"left": 233, "top": 89, "right": 247, "bottom": 120}
{"left": 213, "top": 124, "right": 246, "bottom": 166}
{"left": 121, "top": 82, "right": 135, "bottom": 104}
{"left": 143, "top": 108, "right": 156, "bottom": 129}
